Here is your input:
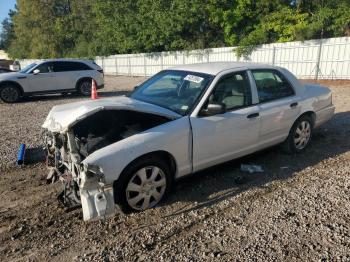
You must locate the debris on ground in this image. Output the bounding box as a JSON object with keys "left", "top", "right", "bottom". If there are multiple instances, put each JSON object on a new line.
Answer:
{"left": 240, "top": 164, "right": 264, "bottom": 173}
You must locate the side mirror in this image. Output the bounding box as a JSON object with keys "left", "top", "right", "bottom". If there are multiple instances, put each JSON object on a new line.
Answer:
{"left": 33, "top": 69, "right": 40, "bottom": 75}
{"left": 200, "top": 103, "right": 226, "bottom": 116}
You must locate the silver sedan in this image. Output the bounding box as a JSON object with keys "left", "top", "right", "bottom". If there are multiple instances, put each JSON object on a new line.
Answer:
{"left": 42, "top": 62, "right": 335, "bottom": 221}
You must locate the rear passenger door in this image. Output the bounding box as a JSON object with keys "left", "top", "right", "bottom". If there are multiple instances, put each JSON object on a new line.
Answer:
{"left": 52, "top": 62, "right": 77, "bottom": 90}
{"left": 53, "top": 61, "right": 93, "bottom": 90}
{"left": 251, "top": 69, "right": 301, "bottom": 148}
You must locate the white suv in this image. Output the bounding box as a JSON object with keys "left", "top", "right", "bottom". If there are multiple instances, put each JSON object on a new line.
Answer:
{"left": 0, "top": 59, "right": 104, "bottom": 103}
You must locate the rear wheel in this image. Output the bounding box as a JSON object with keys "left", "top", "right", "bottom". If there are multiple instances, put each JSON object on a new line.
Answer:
{"left": 0, "top": 84, "right": 21, "bottom": 103}
{"left": 114, "top": 155, "right": 172, "bottom": 213}
{"left": 78, "top": 79, "right": 92, "bottom": 96}
{"left": 282, "top": 115, "right": 313, "bottom": 153}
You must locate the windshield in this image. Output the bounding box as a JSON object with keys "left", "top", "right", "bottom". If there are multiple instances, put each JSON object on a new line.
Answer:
{"left": 130, "top": 70, "right": 214, "bottom": 115}
{"left": 19, "top": 63, "right": 37, "bottom": 73}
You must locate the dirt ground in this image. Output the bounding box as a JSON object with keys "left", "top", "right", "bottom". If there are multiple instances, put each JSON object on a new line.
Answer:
{"left": 0, "top": 76, "right": 349, "bottom": 261}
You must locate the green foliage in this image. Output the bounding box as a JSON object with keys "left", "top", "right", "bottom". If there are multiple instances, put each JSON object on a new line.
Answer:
{"left": 0, "top": 9, "right": 16, "bottom": 50}
{"left": 0, "top": 0, "right": 349, "bottom": 58}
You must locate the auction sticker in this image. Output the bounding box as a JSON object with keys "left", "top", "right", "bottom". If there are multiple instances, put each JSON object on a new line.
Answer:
{"left": 184, "top": 75, "right": 204, "bottom": 83}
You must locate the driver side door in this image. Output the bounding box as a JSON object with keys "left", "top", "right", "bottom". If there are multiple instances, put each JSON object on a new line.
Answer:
{"left": 27, "top": 62, "right": 56, "bottom": 92}
{"left": 190, "top": 71, "right": 260, "bottom": 172}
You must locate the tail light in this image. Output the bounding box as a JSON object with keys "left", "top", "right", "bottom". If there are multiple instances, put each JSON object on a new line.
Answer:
{"left": 97, "top": 69, "right": 104, "bottom": 76}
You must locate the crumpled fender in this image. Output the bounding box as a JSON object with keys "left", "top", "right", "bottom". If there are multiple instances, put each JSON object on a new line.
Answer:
{"left": 81, "top": 116, "right": 192, "bottom": 183}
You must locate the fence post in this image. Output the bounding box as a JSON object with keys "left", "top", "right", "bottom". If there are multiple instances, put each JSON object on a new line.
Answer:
{"left": 160, "top": 52, "right": 164, "bottom": 70}
{"left": 272, "top": 46, "right": 276, "bottom": 65}
{"left": 315, "top": 40, "right": 323, "bottom": 80}
{"left": 115, "top": 57, "right": 118, "bottom": 76}
{"left": 101, "top": 57, "right": 105, "bottom": 73}
{"left": 182, "top": 51, "right": 185, "bottom": 65}
{"left": 143, "top": 55, "right": 147, "bottom": 76}
{"left": 128, "top": 56, "right": 131, "bottom": 76}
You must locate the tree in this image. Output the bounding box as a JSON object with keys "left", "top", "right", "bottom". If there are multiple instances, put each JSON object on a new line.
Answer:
{"left": 4, "top": 0, "right": 350, "bottom": 58}
{"left": 0, "top": 9, "right": 16, "bottom": 51}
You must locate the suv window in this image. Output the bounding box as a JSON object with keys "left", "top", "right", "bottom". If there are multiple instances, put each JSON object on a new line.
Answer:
{"left": 209, "top": 71, "right": 252, "bottom": 110}
{"left": 34, "top": 62, "right": 54, "bottom": 73}
{"left": 53, "top": 61, "right": 91, "bottom": 72}
{"left": 252, "top": 69, "right": 294, "bottom": 103}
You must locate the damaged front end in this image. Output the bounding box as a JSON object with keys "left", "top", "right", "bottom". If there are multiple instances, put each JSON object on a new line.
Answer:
{"left": 45, "top": 130, "right": 116, "bottom": 220}
{"left": 42, "top": 104, "right": 173, "bottom": 221}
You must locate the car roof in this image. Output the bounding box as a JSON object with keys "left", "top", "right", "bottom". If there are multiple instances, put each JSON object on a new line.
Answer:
{"left": 41, "top": 59, "right": 93, "bottom": 63}
{"left": 170, "top": 62, "right": 276, "bottom": 75}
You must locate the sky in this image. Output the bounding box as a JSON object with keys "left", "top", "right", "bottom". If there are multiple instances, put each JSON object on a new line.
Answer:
{"left": 0, "top": 0, "right": 16, "bottom": 38}
{"left": 0, "top": 0, "right": 16, "bottom": 26}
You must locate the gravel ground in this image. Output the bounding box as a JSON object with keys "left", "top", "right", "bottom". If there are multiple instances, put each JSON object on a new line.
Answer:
{"left": 0, "top": 77, "right": 349, "bottom": 261}
{"left": 0, "top": 76, "right": 147, "bottom": 170}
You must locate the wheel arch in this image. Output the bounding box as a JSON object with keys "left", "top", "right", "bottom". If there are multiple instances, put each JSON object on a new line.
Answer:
{"left": 75, "top": 77, "right": 93, "bottom": 90}
{"left": 297, "top": 111, "right": 316, "bottom": 127}
{"left": 116, "top": 150, "right": 177, "bottom": 183}
{"left": 0, "top": 81, "right": 24, "bottom": 96}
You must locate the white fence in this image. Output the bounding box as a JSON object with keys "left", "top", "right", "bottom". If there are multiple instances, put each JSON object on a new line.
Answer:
{"left": 20, "top": 36, "right": 350, "bottom": 79}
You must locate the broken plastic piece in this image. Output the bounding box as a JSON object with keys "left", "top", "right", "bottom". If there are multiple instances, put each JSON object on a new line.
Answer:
{"left": 240, "top": 164, "right": 263, "bottom": 173}
{"left": 17, "top": 144, "right": 26, "bottom": 165}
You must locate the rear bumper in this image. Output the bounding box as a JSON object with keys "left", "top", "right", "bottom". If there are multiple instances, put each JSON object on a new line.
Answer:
{"left": 315, "top": 105, "right": 335, "bottom": 128}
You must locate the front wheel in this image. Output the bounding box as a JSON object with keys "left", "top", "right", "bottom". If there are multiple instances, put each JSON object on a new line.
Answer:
{"left": 0, "top": 84, "right": 21, "bottom": 103}
{"left": 114, "top": 156, "right": 172, "bottom": 213}
{"left": 282, "top": 115, "right": 313, "bottom": 153}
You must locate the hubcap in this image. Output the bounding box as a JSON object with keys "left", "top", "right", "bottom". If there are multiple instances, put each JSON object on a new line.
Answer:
{"left": 126, "top": 166, "right": 166, "bottom": 210}
{"left": 1, "top": 87, "right": 19, "bottom": 102}
{"left": 294, "top": 121, "right": 311, "bottom": 150}
{"left": 80, "top": 81, "right": 91, "bottom": 95}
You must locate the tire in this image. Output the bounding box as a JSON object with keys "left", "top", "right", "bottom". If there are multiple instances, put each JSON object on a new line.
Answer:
{"left": 77, "top": 79, "right": 92, "bottom": 96}
{"left": 114, "top": 155, "right": 172, "bottom": 213}
{"left": 282, "top": 115, "right": 313, "bottom": 154}
{"left": 0, "top": 84, "right": 21, "bottom": 103}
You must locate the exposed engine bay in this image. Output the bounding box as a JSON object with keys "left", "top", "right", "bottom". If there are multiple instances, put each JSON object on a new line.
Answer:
{"left": 73, "top": 110, "right": 170, "bottom": 158}
{"left": 44, "top": 109, "right": 172, "bottom": 218}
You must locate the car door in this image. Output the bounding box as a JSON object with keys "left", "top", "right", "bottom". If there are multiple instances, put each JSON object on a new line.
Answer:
{"left": 27, "top": 62, "right": 56, "bottom": 92}
{"left": 52, "top": 61, "right": 77, "bottom": 90}
{"left": 190, "top": 71, "right": 260, "bottom": 172}
{"left": 250, "top": 69, "right": 301, "bottom": 149}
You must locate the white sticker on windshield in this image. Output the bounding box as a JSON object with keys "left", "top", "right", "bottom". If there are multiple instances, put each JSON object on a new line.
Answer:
{"left": 184, "top": 75, "right": 204, "bottom": 83}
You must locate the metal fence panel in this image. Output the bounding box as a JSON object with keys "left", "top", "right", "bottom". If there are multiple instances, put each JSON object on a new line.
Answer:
{"left": 19, "top": 36, "right": 350, "bottom": 79}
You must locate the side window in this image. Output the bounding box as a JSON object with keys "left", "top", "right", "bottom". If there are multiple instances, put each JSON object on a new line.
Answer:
{"left": 209, "top": 71, "right": 252, "bottom": 110}
{"left": 34, "top": 63, "right": 54, "bottom": 73}
{"left": 252, "top": 70, "right": 294, "bottom": 103}
{"left": 53, "top": 62, "right": 71, "bottom": 72}
{"left": 70, "top": 62, "right": 92, "bottom": 71}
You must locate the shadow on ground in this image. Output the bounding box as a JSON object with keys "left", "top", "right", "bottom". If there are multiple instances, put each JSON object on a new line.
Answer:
{"left": 163, "top": 111, "right": 350, "bottom": 217}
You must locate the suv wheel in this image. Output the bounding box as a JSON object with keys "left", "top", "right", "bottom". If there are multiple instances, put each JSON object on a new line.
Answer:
{"left": 0, "top": 84, "right": 21, "bottom": 103}
{"left": 78, "top": 79, "right": 92, "bottom": 96}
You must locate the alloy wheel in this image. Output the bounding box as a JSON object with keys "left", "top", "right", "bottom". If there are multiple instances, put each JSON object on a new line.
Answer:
{"left": 80, "top": 81, "right": 92, "bottom": 95}
{"left": 1, "top": 87, "right": 19, "bottom": 103}
{"left": 294, "top": 120, "right": 311, "bottom": 150}
{"left": 126, "top": 166, "right": 167, "bottom": 210}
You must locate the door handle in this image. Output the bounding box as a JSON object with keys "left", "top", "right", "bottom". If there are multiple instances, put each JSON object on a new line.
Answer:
{"left": 290, "top": 102, "right": 298, "bottom": 108}
{"left": 247, "top": 113, "right": 259, "bottom": 119}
